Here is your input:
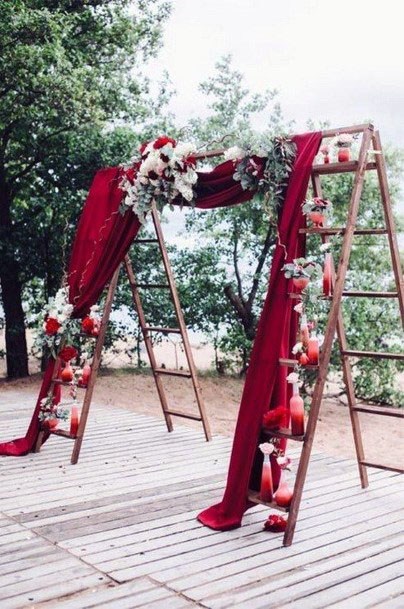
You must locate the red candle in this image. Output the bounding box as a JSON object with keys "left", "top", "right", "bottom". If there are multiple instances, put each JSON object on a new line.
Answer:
{"left": 308, "top": 336, "right": 319, "bottom": 365}
{"left": 290, "top": 383, "right": 305, "bottom": 436}
{"left": 260, "top": 456, "right": 273, "bottom": 502}
{"left": 70, "top": 405, "right": 79, "bottom": 436}
{"left": 323, "top": 252, "right": 332, "bottom": 296}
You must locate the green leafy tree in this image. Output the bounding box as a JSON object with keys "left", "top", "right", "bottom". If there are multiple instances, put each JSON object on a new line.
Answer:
{"left": 0, "top": 0, "right": 171, "bottom": 377}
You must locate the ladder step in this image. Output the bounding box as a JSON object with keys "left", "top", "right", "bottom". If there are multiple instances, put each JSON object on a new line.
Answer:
{"left": 359, "top": 460, "right": 404, "bottom": 474}
{"left": 164, "top": 409, "right": 202, "bottom": 421}
{"left": 353, "top": 405, "right": 404, "bottom": 418}
{"left": 132, "top": 283, "right": 170, "bottom": 289}
{"left": 49, "top": 429, "right": 76, "bottom": 439}
{"left": 278, "top": 357, "right": 319, "bottom": 370}
{"left": 299, "top": 228, "right": 388, "bottom": 235}
{"left": 312, "top": 160, "right": 377, "bottom": 175}
{"left": 144, "top": 326, "right": 181, "bottom": 334}
{"left": 51, "top": 379, "right": 86, "bottom": 388}
{"left": 134, "top": 239, "right": 159, "bottom": 243}
{"left": 262, "top": 426, "right": 305, "bottom": 442}
{"left": 341, "top": 350, "right": 404, "bottom": 361}
{"left": 330, "top": 291, "right": 398, "bottom": 299}
{"left": 247, "top": 490, "right": 289, "bottom": 512}
{"left": 154, "top": 367, "right": 192, "bottom": 378}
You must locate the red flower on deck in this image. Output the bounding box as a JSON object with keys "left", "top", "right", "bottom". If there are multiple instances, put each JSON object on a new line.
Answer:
{"left": 264, "top": 514, "right": 288, "bottom": 532}
{"left": 44, "top": 317, "right": 61, "bottom": 336}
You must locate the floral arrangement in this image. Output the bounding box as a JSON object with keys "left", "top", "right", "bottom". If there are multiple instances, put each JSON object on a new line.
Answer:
{"left": 34, "top": 288, "right": 78, "bottom": 358}
{"left": 231, "top": 136, "right": 297, "bottom": 214}
{"left": 119, "top": 136, "right": 198, "bottom": 223}
{"left": 282, "top": 258, "right": 320, "bottom": 281}
{"left": 258, "top": 438, "right": 288, "bottom": 460}
{"left": 38, "top": 392, "right": 69, "bottom": 425}
{"left": 333, "top": 133, "right": 353, "bottom": 148}
{"left": 302, "top": 197, "right": 332, "bottom": 216}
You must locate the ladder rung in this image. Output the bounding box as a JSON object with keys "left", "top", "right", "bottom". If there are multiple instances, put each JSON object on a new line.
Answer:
{"left": 278, "top": 358, "right": 319, "bottom": 370}
{"left": 132, "top": 283, "right": 170, "bottom": 289}
{"left": 299, "top": 228, "right": 388, "bottom": 236}
{"left": 134, "top": 239, "right": 159, "bottom": 243}
{"left": 164, "top": 409, "right": 202, "bottom": 421}
{"left": 247, "top": 490, "right": 289, "bottom": 512}
{"left": 154, "top": 367, "right": 192, "bottom": 378}
{"left": 311, "top": 160, "right": 377, "bottom": 175}
{"left": 51, "top": 379, "right": 86, "bottom": 387}
{"left": 359, "top": 460, "right": 404, "bottom": 474}
{"left": 341, "top": 350, "right": 404, "bottom": 361}
{"left": 144, "top": 326, "right": 181, "bottom": 334}
{"left": 262, "top": 426, "right": 305, "bottom": 442}
{"left": 353, "top": 405, "right": 404, "bottom": 418}
{"left": 341, "top": 291, "right": 397, "bottom": 298}
{"left": 49, "top": 429, "right": 76, "bottom": 439}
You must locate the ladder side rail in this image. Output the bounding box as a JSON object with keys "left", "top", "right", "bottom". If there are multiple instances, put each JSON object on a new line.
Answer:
{"left": 70, "top": 265, "right": 121, "bottom": 464}
{"left": 124, "top": 255, "right": 174, "bottom": 434}
{"left": 283, "top": 126, "right": 374, "bottom": 546}
{"left": 372, "top": 131, "right": 404, "bottom": 327}
{"left": 150, "top": 203, "right": 212, "bottom": 441}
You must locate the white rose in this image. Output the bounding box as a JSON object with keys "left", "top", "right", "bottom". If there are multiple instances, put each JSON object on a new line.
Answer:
{"left": 286, "top": 372, "right": 299, "bottom": 384}
{"left": 224, "top": 146, "right": 246, "bottom": 162}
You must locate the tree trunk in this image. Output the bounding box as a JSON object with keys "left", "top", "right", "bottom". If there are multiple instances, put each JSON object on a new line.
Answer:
{"left": 0, "top": 180, "right": 29, "bottom": 378}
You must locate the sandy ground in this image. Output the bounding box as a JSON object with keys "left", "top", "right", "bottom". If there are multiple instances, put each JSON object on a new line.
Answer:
{"left": 1, "top": 368, "right": 402, "bottom": 465}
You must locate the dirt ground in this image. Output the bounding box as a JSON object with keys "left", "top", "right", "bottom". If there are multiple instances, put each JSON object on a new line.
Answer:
{"left": 1, "top": 369, "right": 402, "bottom": 465}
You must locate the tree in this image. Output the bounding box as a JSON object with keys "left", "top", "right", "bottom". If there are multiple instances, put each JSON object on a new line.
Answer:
{"left": 0, "top": 0, "right": 171, "bottom": 377}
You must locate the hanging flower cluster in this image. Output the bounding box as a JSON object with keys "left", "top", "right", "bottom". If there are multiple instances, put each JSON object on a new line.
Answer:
{"left": 38, "top": 392, "right": 69, "bottom": 424}
{"left": 119, "top": 136, "right": 198, "bottom": 223}
{"left": 34, "top": 288, "right": 78, "bottom": 358}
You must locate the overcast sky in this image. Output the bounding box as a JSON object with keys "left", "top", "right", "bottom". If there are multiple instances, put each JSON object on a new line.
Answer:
{"left": 152, "top": 0, "right": 404, "bottom": 149}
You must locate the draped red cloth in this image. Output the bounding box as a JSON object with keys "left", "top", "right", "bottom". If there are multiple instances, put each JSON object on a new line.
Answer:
{"left": 0, "top": 131, "right": 321, "bottom": 510}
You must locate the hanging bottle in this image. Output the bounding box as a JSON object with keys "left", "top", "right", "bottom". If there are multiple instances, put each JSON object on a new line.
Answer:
{"left": 307, "top": 335, "right": 320, "bottom": 365}
{"left": 61, "top": 362, "right": 74, "bottom": 383}
{"left": 300, "top": 314, "right": 309, "bottom": 348}
{"left": 289, "top": 383, "right": 305, "bottom": 436}
{"left": 81, "top": 363, "right": 91, "bottom": 387}
{"left": 70, "top": 404, "right": 80, "bottom": 436}
{"left": 260, "top": 453, "right": 273, "bottom": 502}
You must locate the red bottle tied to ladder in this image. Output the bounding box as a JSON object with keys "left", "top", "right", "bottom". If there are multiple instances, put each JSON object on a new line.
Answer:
{"left": 70, "top": 405, "right": 79, "bottom": 436}
{"left": 308, "top": 335, "right": 320, "bottom": 365}
{"left": 61, "top": 363, "right": 74, "bottom": 383}
{"left": 81, "top": 363, "right": 91, "bottom": 387}
{"left": 259, "top": 443, "right": 274, "bottom": 502}
{"left": 323, "top": 252, "right": 332, "bottom": 296}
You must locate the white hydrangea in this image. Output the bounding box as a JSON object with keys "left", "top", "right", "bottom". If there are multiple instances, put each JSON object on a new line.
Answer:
{"left": 224, "top": 146, "right": 246, "bottom": 162}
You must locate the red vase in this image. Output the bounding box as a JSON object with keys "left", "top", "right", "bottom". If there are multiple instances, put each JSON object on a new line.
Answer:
{"left": 293, "top": 277, "right": 310, "bottom": 291}
{"left": 308, "top": 336, "right": 319, "bottom": 365}
{"left": 61, "top": 363, "right": 74, "bottom": 383}
{"left": 260, "top": 454, "right": 273, "bottom": 502}
{"left": 309, "top": 211, "right": 325, "bottom": 227}
{"left": 338, "top": 147, "right": 350, "bottom": 162}
{"left": 81, "top": 363, "right": 91, "bottom": 387}
{"left": 323, "top": 252, "right": 333, "bottom": 296}
{"left": 43, "top": 418, "right": 58, "bottom": 430}
{"left": 70, "top": 405, "right": 79, "bottom": 436}
{"left": 290, "top": 383, "right": 305, "bottom": 436}
{"left": 275, "top": 471, "right": 293, "bottom": 508}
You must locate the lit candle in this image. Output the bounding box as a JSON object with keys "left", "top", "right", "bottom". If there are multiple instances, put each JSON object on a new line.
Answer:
{"left": 308, "top": 336, "right": 319, "bottom": 365}
{"left": 70, "top": 405, "right": 79, "bottom": 436}
{"left": 260, "top": 455, "right": 273, "bottom": 502}
{"left": 289, "top": 383, "right": 305, "bottom": 436}
{"left": 323, "top": 252, "right": 332, "bottom": 296}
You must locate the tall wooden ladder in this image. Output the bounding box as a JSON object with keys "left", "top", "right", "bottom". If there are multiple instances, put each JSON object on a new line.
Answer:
{"left": 248, "top": 123, "right": 404, "bottom": 546}
{"left": 35, "top": 201, "right": 211, "bottom": 465}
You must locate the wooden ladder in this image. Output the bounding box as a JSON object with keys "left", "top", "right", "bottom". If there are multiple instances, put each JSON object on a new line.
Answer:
{"left": 35, "top": 201, "right": 210, "bottom": 464}
{"left": 248, "top": 123, "right": 404, "bottom": 545}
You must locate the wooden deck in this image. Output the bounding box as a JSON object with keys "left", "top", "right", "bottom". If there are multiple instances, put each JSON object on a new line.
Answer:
{"left": 0, "top": 389, "right": 403, "bottom": 609}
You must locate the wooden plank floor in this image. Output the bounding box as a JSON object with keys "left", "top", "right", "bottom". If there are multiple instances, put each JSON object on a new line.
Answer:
{"left": 0, "top": 388, "right": 403, "bottom": 609}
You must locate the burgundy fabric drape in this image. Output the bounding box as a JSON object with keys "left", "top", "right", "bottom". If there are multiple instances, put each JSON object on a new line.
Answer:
{"left": 0, "top": 132, "right": 321, "bottom": 465}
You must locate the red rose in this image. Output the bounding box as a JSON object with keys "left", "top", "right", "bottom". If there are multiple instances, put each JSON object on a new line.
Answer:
{"left": 264, "top": 514, "right": 288, "bottom": 532}
{"left": 45, "top": 317, "right": 61, "bottom": 336}
{"left": 59, "top": 345, "right": 78, "bottom": 363}
{"left": 153, "top": 136, "right": 176, "bottom": 149}
{"left": 81, "top": 316, "right": 95, "bottom": 334}
{"left": 263, "top": 406, "right": 289, "bottom": 430}
{"left": 186, "top": 155, "right": 196, "bottom": 167}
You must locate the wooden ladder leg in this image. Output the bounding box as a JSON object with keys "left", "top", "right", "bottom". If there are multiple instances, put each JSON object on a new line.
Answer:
{"left": 312, "top": 174, "right": 369, "bottom": 489}
{"left": 34, "top": 431, "right": 45, "bottom": 453}
{"left": 70, "top": 266, "right": 121, "bottom": 465}
{"left": 283, "top": 126, "right": 374, "bottom": 546}
{"left": 372, "top": 131, "right": 404, "bottom": 328}
{"left": 151, "top": 203, "right": 211, "bottom": 441}
{"left": 124, "top": 255, "right": 174, "bottom": 434}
